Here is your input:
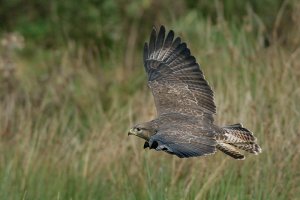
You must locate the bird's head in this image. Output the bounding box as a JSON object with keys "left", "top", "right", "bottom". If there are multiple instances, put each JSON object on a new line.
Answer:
{"left": 128, "top": 123, "right": 156, "bottom": 141}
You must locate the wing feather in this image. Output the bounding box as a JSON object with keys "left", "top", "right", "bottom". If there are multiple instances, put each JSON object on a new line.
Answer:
{"left": 162, "top": 37, "right": 181, "bottom": 61}
{"left": 155, "top": 26, "right": 165, "bottom": 58}
{"left": 150, "top": 127, "right": 217, "bottom": 158}
{"left": 159, "top": 30, "right": 174, "bottom": 60}
{"left": 143, "top": 26, "right": 216, "bottom": 120}
{"left": 149, "top": 28, "right": 157, "bottom": 59}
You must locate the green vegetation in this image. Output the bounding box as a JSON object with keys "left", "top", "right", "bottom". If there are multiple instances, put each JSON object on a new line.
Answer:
{"left": 0, "top": 0, "right": 299, "bottom": 199}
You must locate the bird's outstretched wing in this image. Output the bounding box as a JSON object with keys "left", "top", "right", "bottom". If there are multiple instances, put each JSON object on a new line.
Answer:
{"left": 143, "top": 26, "right": 216, "bottom": 122}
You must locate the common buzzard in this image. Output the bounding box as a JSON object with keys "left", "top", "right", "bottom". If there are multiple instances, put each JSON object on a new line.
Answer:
{"left": 128, "top": 26, "right": 261, "bottom": 159}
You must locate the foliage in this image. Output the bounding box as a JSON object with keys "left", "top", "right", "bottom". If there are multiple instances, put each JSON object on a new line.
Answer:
{"left": 0, "top": 0, "right": 297, "bottom": 50}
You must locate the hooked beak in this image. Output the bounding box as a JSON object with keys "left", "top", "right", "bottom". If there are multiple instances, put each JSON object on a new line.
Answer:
{"left": 128, "top": 128, "right": 136, "bottom": 136}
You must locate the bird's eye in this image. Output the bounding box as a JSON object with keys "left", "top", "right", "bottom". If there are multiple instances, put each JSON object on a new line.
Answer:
{"left": 136, "top": 127, "right": 141, "bottom": 131}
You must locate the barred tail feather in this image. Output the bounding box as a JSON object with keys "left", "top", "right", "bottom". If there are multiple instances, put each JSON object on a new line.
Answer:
{"left": 217, "top": 142, "right": 245, "bottom": 160}
{"left": 233, "top": 143, "right": 262, "bottom": 154}
{"left": 217, "top": 123, "right": 262, "bottom": 159}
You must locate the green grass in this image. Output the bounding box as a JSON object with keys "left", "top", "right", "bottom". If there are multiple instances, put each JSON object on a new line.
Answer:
{"left": 0, "top": 6, "right": 300, "bottom": 200}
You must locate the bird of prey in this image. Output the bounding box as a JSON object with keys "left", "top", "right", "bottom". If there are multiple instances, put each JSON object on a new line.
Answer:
{"left": 128, "top": 26, "right": 261, "bottom": 159}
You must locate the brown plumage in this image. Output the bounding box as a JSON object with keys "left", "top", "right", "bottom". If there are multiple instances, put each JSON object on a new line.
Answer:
{"left": 128, "top": 26, "right": 261, "bottom": 159}
{"left": 216, "top": 123, "right": 261, "bottom": 159}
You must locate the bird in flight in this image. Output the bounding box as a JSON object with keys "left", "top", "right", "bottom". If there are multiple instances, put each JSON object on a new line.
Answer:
{"left": 128, "top": 26, "right": 261, "bottom": 159}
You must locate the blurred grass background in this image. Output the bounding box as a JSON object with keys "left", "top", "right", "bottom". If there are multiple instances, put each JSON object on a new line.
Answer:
{"left": 0, "top": 0, "right": 300, "bottom": 199}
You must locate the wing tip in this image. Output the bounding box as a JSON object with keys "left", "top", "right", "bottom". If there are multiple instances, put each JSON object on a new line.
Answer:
{"left": 152, "top": 25, "right": 166, "bottom": 31}
{"left": 159, "top": 25, "right": 165, "bottom": 33}
{"left": 150, "top": 25, "right": 174, "bottom": 42}
{"left": 151, "top": 25, "right": 166, "bottom": 38}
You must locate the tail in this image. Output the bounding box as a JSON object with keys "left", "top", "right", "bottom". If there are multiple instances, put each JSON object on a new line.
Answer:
{"left": 216, "top": 123, "right": 262, "bottom": 160}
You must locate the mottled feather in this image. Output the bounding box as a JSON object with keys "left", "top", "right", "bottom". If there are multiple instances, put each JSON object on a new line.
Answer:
{"left": 143, "top": 26, "right": 216, "bottom": 121}
{"left": 146, "top": 113, "right": 217, "bottom": 158}
{"left": 216, "top": 143, "right": 245, "bottom": 160}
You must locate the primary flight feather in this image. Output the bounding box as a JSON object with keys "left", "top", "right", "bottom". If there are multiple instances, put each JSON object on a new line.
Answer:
{"left": 128, "top": 26, "right": 261, "bottom": 159}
